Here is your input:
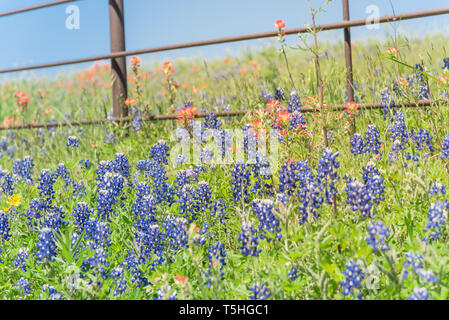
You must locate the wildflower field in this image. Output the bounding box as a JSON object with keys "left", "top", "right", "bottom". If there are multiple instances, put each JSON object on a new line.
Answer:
{"left": 1, "top": 17, "right": 449, "bottom": 301}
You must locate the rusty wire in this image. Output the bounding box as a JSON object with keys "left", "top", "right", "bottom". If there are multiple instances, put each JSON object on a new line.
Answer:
{"left": 0, "top": 100, "right": 438, "bottom": 131}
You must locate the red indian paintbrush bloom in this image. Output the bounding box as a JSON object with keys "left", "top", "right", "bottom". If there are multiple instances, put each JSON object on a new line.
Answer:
{"left": 162, "top": 61, "right": 174, "bottom": 75}
{"left": 275, "top": 110, "right": 292, "bottom": 126}
{"left": 274, "top": 19, "right": 286, "bottom": 29}
{"left": 130, "top": 56, "right": 141, "bottom": 68}
{"left": 438, "top": 75, "right": 449, "bottom": 86}
{"left": 15, "top": 91, "right": 30, "bottom": 109}
{"left": 344, "top": 101, "right": 359, "bottom": 116}
{"left": 175, "top": 274, "right": 189, "bottom": 284}
{"left": 177, "top": 106, "right": 198, "bottom": 126}
{"left": 265, "top": 99, "right": 281, "bottom": 115}
{"left": 387, "top": 46, "right": 399, "bottom": 56}
{"left": 44, "top": 108, "right": 54, "bottom": 116}
{"left": 124, "top": 97, "right": 136, "bottom": 107}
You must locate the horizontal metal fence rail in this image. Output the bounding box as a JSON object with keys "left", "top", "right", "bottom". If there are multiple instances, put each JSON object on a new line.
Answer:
{"left": 0, "top": 100, "right": 436, "bottom": 131}
{"left": 0, "top": 0, "right": 75, "bottom": 18}
{"left": 0, "top": 1, "right": 448, "bottom": 131}
{"left": 1, "top": 6, "right": 449, "bottom": 75}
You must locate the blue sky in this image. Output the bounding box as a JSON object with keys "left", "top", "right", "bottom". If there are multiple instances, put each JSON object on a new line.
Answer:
{"left": 0, "top": 0, "right": 448, "bottom": 80}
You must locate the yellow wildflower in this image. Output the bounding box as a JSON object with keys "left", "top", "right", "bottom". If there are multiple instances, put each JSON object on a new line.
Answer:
{"left": 7, "top": 194, "right": 21, "bottom": 207}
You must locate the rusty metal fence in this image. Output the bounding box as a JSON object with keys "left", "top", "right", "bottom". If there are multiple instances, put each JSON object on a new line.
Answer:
{"left": 0, "top": 0, "right": 449, "bottom": 131}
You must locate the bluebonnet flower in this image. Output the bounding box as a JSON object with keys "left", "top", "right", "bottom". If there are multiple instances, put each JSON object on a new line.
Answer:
{"left": 81, "top": 247, "right": 110, "bottom": 279}
{"left": 317, "top": 148, "right": 340, "bottom": 204}
{"left": 40, "top": 284, "right": 62, "bottom": 300}
{"left": 149, "top": 140, "right": 170, "bottom": 165}
{"left": 291, "top": 161, "right": 324, "bottom": 223}
{"left": 364, "top": 125, "right": 382, "bottom": 154}
{"left": 243, "top": 125, "right": 259, "bottom": 160}
{"left": 238, "top": 221, "right": 261, "bottom": 257}
{"left": 423, "top": 201, "right": 447, "bottom": 243}
{"left": 381, "top": 87, "right": 396, "bottom": 119}
{"left": 133, "top": 182, "right": 157, "bottom": 221}
{"left": 112, "top": 153, "right": 131, "bottom": 179}
{"left": 214, "top": 128, "right": 233, "bottom": 160}
{"left": 209, "top": 199, "right": 229, "bottom": 229}
{"left": 79, "top": 159, "right": 90, "bottom": 169}
{"left": 413, "top": 63, "right": 426, "bottom": 84}
{"left": 274, "top": 87, "right": 285, "bottom": 101}
{"left": 204, "top": 111, "right": 222, "bottom": 129}
{"left": 409, "top": 287, "right": 429, "bottom": 300}
{"left": 66, "top": 136, "right": 79, "bottom": 147}
{"left": 73, "top": 202, "right": 94, "bottom": 233}
{"left": 0, "top": 170, "right": 14, "bottom": 196}
{"left": 287, "top": 90, "right": 301, "bottom": 113}
{"left": 72, "top": 180, "right": 86, "bottom": 197}
{"left": 249, "top": 155, "right": 274, "bottom": 197}
{"left": 252, "top": 199, "right": 282, "bottom": 242}
{"left": 131, "top": 106, "right": 143, "bottom": 132}
{"left": 196, "top": 181, "right": 212, "bottom": 212}
{"left": 110, "top": 266, "right": 127, "bottom": 296}
{"left": 418, "top": 269, "right": 439, "bottom": 284}
{"left": 37, "top": 169, "right": 56, "bottom": 204}
{"left": 441, "top": 133, "right": 449, "bottom": 159}
{"left": 205, "top": 241, "right": 226, "bottom": 287}
{"left": 13, "top": 156, "right": 34, "bottom": 184}
{"left": 136, "top": 159, "right": 173, "bottom": 205}
{"left": 429, "top": 182, "right": 446, "bottom": 195}
{"left": 350, "top": 134, "right": 364, "bottom": 155}
{"left": 411, "top": 129, "right": 434, "bottom": 153}
{"left": 366, "top": 220, "right": 390, "bottom": 253}
{"left": 178, "top": 184, "right": 200, "bottom": 222}
{"left": 25, "top": 198, "right": 47, "bottom": 227}
{"left": 7, "top": 145, "right": 15, "bottom": 159}
{"left": 278, "top": 162, "right": 299, "bottom": 196}
{"left": 156, "top": 285, "right": 177, "bottom": 300}
{"left": 276, "top": 192, "right": 288, "bottom": 206}
{"left": 42, "top": 206, "right": 67, "bottom": 232}
{"left": 442, "top": 57, "right": 449, "bottom": 71}
{"left": 123, "top": 253, "right": 149, "bottom": 287}
{"left": 105, "top": 133, "right": 116, "bottom": 145}
{"left": 134, "top": 219, "right": 165, "bottom": 268}
{"left": 259, "top": 85, "right": 273, "bottom": 102}
{"left": 418, "top": 87, "right": 429, "bottom": 100}
{"left": 288, "top": 266, "right": 299, "bottom": 281}
{"left": 96, "top": 172, "right": 124, "bottom": 220}
{"left": 36, "top": 227, "right": 57, "bottom": 262}
{"left": 0, "top": 211, "right": 12, "bottom": 241}
{"left": 249, "top": 282, "right": 271, "bottom": 300}
{"left": 84, "top": 218, "right": 112, "bottom": 249}
{"left": 162, "top": 216, "right": 188, "bottom": 253}
{"left": 351, "top": 125, "right": 383, "bottom": 156}
{"left": 340, "top": 260, "right": 364, "bottom": 296}
{"left": 176, "top": 154, "right": 188, "bottom": 164}
{"left": 231, "top": 161, "right": 251, "bottom": 203}
{"left": 199, "top": 147, "right": 214, "bottom": 163}
{"left": 0, "top": 137, "right": 7, "bottom": 151}
{"left": 15, "top": 277, "right": 31, "bottom": 298}
{"left": 55, "top": 163, "right": 73, "bottom": 190}
{"left": 13, "top": 248, "right": 29, "bottom": 271}
{"left": 403, "top": 251, "right": 423, "bottom": 278}
{"left": 388, "top": 112, "right": 409, "bottom": 145}
{"left": 345, "top": 163, "right": 385, "bottom": 217}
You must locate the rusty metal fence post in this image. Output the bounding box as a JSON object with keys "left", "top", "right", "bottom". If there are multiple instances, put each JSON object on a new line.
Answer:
{"left": 342, "top": 0, "right": 355, "bottom": 135}
{"left": 109, "top": 0, "right": 128, "bottom": 118}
